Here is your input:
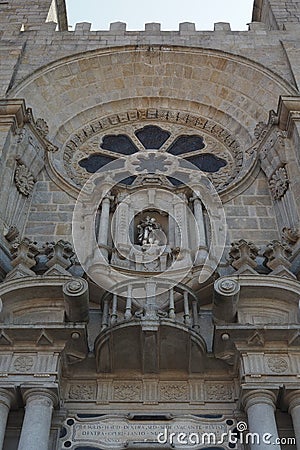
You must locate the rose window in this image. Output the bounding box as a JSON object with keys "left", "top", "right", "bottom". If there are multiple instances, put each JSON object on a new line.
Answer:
{"left": 78, "top": 125, "right": 227, "bottom": 187}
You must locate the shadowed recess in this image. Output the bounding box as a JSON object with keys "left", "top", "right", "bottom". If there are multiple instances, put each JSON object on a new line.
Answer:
{"left": 167, "top": 135, "right": 205, "bottom": 155}
{"left": 135, "top": 125, "right": 171, "bottom": 149}
{"left": 101, "top": 134, "right": 138, "bottom": 154}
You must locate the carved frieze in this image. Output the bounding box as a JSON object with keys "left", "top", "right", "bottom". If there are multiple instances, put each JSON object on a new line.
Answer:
{"left": 205, "top": 383, "right": 233, "bottom": 401}
{"left": 69, "top": 384, "right": 96, "bottom": 400}
{"left": 159, "top": 383, "right": 188, "bottom": 401}
{"left": 113, "top": 383, "right": 142, "bottom": 401}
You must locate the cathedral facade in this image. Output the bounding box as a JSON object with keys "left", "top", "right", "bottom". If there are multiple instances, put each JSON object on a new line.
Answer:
{"left": 1, "top": 0, "right": 300, "bottom": 449}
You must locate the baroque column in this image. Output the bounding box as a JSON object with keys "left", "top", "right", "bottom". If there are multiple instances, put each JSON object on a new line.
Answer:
{"left": 0, "top": 389, "right": 14, "bottom": 449}
{"left": 243, "top": 390, "right": 281, "bottom": 450}
{"left": 286, "top": 390, "right": 300, "bottom": 450}
{"left": 18, "top": 388, "right": 58, "bottom": 450}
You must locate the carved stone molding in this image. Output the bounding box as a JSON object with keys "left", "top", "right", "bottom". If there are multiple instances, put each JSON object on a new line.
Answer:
{"left": 269, "top": 167, "right": 289, "bottom": 200}
{"left": 24, "top": 107, "right": 57, "bottom": 152}
{"left": 0, "top": 100, "right": 57, "bottom": 153}
{"left": 277, "top": 96, "right": 300, "bottom": 136}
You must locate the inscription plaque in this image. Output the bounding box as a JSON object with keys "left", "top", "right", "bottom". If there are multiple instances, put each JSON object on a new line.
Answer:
{"left": 61, "top": 415, "right": 232, "bottom": 449}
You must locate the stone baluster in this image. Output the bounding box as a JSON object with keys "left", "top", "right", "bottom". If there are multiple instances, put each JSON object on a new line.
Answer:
{"left": 168, "top": 288, "right": 175, "bottom": 320}
{"left": 0, "top": 389, "right": 14, "bottom": 450}
{"left": 97, "top": 193, "right": 113, "bottom": 260}
{"left": 18, "top": 388, "right": 57, "bottom": 450}
{"left": 124, "top": 284, "right": 132, "bottom": 320}
{"left": 110, "top": 293, "right": 118, "bottom": 325}
{"left": 243, "top": 390, "right": 281, "bottom": 450}
{"left": 286, "top": 390, "right": 300, "bottom": 450}
{"left": 101, "top": 298, "right": 110, "bottom": 329}
{"left": 183, "top": 291, "right": 191, "bottom": 326}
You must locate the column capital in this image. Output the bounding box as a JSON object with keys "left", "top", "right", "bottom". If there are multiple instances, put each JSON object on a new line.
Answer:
{"left": 242, "top": 389, "right": 277, "bottom": 412}
{"left": 285, "top": 389, "right": 300, "bottom": 413}
{"left": 21, "top": 384, "right": 59, "bottom": 408}
{"left": 0, "top": 386, "right": 16, "bottom": 409}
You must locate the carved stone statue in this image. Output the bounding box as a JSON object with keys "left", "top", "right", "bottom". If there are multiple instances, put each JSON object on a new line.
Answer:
{"left": 137, "top": 216, "right": 162, "bottom": 245}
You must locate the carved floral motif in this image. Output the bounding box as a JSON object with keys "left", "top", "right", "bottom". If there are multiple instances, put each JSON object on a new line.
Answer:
{"left": 160, "top": 383, "right": 188, "bottom": 401}
{"left": 14, "top": 164, "right": 35, "bottom": 196}
{"left": 206, "top": 384, "right": 232, "bottom": 401}
{"left": 13, "top": 356, "right": 34, "bottom": 372}
{"left": 113, "top": 383, "right": 141, "bottom": 401}
{"left": 267, "top": 357, "right": 288, "bottom": 373}
{"left": 35, "top": 118, "right": 49, "bottom": 137}
{"left": 69, "top": 384, "right": 96, "bottom": 400}
{"left": 269, "top": 167, "right": 289, "bottom": 200}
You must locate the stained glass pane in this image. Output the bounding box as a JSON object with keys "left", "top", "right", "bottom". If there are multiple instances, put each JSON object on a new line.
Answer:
{"left": 101, "top": 134, "right": 138, "bottom": 155}
{"left": 135, "top": 125, "right": 170, "bottom": 149}
{"left": 185, "top": 153, "right": 227, "bottom": 172}
{"left": 167, "top": 135, "right": 205, "bottom": 155}
{"left": 78, "top": 154, "right": 116, "bottom": 173}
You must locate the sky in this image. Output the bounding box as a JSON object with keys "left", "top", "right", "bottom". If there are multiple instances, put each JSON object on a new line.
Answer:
{"left": 65, "top": 0, "right": 254, "bottom": 31}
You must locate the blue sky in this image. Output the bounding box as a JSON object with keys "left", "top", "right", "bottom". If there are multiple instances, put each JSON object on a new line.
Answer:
{"left": 66, "top": 0, "right": 254, "bottom": 31}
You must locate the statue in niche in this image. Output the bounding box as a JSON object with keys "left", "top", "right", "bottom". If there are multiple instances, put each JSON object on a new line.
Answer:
{"left": 137, "top": 216, "right": 162, "bottom": 246}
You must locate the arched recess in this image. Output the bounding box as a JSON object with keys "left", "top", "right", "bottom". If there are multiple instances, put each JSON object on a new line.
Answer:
{"left": 9, "top": 46, "right": 297, "bottom": 201}
{"left": 9, "top": 45, "right": 296, "bottom": 143}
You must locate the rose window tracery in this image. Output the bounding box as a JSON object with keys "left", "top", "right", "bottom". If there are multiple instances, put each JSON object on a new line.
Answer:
{"left": 56, "top": 109, "right": 256, "bottom": 196}
{"left": 77, "top": 124, "right": 229, "bottom": 188}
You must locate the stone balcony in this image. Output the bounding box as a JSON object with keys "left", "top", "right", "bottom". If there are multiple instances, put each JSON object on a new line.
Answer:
{"left": 95, "top": 280, "right": 208, "bottom": 374}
